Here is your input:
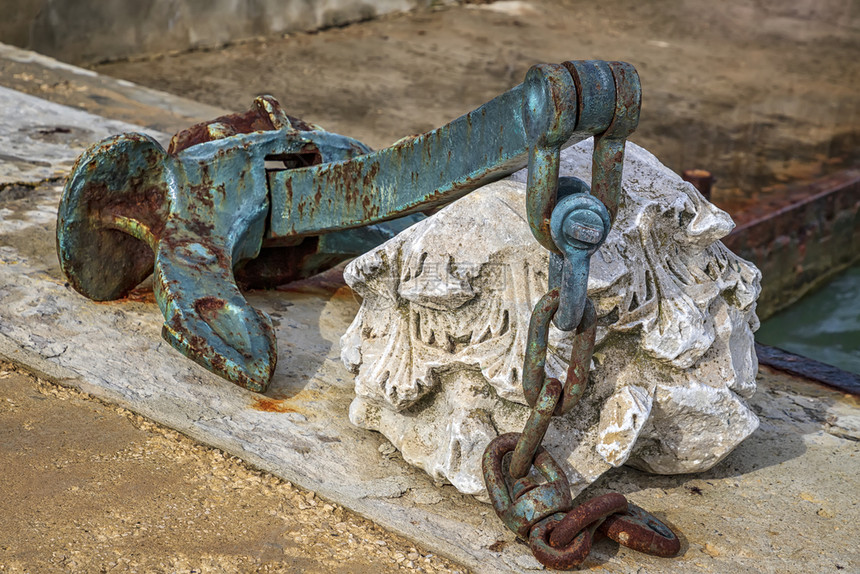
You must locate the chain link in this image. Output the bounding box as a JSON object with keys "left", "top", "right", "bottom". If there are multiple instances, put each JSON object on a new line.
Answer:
{"left": 481, "top": 186, "right": 681, "bottom": 570}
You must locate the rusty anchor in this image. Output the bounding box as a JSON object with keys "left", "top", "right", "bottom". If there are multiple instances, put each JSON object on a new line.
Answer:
{"left": 57, "top": 60, "right": 639, "bottom": 394}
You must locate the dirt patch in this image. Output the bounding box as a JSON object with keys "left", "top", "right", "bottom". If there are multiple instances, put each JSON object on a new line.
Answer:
{"left": 0, "top": 365, "right": 466, "bottom": 573}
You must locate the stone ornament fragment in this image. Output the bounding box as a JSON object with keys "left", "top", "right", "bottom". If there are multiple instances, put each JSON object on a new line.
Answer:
{"left": 341, "top": 141, "right": 761, "bottom": 497}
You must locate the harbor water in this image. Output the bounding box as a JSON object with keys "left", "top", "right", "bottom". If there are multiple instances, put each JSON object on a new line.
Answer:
{"left": 756, "top": 265, "right": 860, "bottom": 375}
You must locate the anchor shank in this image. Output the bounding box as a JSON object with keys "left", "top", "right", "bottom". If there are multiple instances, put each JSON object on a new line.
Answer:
{"left": 267, "top": 81, "right": 587, "bottom": 239}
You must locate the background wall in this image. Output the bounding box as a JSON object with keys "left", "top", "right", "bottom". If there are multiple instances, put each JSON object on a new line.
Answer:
{"left": 0, "top": 0, "right": 43, "bottom": 49}
{"left": 0, "top": 0, "right": 452, "bottom": 65}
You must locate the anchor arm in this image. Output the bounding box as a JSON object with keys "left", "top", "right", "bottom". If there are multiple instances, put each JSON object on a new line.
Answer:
{"left": 154, "top": 136, "right": 279, "bottom": 391}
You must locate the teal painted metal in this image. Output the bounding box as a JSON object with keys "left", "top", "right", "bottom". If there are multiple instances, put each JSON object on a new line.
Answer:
{"left": 482, "top": 433, "right": 573, "bottom": 540}
{"left": 57, "top": 60, "right": 641, "bottom": 393}
{"left": 57, "top": 97, "right": 377, "bottom": 390}
{"left": 549, "top": 182, "right": 610, "bottom": 331}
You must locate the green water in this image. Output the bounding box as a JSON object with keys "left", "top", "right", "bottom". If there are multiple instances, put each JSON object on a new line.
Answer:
{"left": 756, "top": 265, "right": 860, "bottom": 374}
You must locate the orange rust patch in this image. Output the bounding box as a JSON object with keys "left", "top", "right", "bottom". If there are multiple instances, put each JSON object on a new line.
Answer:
{"left": 249, "top": 388, "right": 326, "bottom": 415}
{"left": 251, "top": 397, "right": 301, "bottom": 414}
{"left": 94, "top": 287, "right": 156, "bottom": 305}
{"left": 194, "top": 295, "right": 225, "bottom": 313}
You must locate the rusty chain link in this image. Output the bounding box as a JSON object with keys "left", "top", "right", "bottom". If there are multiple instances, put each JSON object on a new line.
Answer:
{"left": 482, "top": 180, "right": 681, "bottom": 570}
{"left": 481, "top": 289, "right": 681, "bottom": 568}
{"left": 598, "top": 503, "right": 681, "bottom": 557}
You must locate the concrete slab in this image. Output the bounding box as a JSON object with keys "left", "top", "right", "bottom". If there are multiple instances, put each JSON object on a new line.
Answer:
{"left": 0, "top": 86, "right": 166, "bottom": 185}
{"left": 1, "top": 88, "right": 858, "bottom": 573}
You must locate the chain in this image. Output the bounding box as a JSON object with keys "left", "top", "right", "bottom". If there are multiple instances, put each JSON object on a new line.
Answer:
{"left": 481, "top": 178, "right": 681, "bottom": 570}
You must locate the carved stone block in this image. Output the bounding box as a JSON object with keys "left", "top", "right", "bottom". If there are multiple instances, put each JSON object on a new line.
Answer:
{"left": 341, "top": 141, "right": 761, "bottom": 497}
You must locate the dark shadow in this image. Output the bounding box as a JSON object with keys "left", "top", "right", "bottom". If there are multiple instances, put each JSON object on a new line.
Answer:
{"left": 245, "top": 264, "right": 357, "bottom": 401}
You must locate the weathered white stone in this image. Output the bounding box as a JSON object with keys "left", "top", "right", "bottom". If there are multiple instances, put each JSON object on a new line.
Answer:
{"left": 0, "top": 86, "right": 165, "bottom": 185}
{"left": 341, "top": 140, "right": 762, "bottom": 496}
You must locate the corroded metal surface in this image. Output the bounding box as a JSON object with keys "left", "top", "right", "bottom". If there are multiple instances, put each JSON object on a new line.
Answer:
{"left": 755, "top": 343, "right": 860, "bottom": 396}
{"left": 57, "top": 59, "right": 641, "bottom": 395}
{"left": 482, "top": 433, "right": 573, "bottom": 540}
{"left": 550, "top": 493, "right": 628, "bottom": 549}
{"left": 482, "top": 297, "right": 680, "bottom": 570}
{"left": 598, "top": 503, "right": 682, "bottom": 557}
{"left": 510, "top": 377, "right": 563, "bottom": 479}
{"left": 548, "top": 188, "right": 610, "bottom": 331}
{"left": 57, "top": 97, "right": 373, "bottom": 390}
{"left": 5, "top": 81, "right": 857, "bottom": 574}
{"left": 520, "top": 289, "right": 596, "bottom": 417}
